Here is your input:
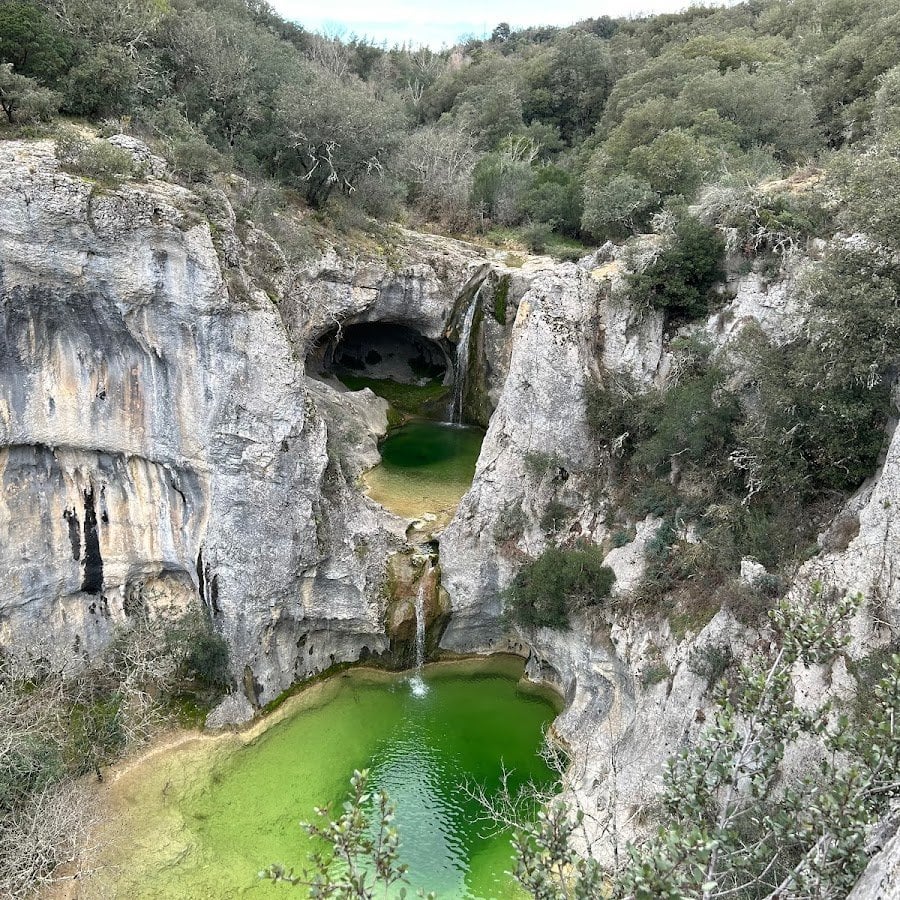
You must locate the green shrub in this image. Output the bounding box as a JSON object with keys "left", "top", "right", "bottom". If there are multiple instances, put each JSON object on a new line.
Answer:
{"left": 640, "top": 661, "right": 671, "bottom": 688}
{"left": 521, "top": 221, "right": 553, "bottom": 253}
{"left": 523, "top": 164, "right": 582, "bottom": 236}
{"left": 183, "top": 631, "right": 231, "bottom": 691}
{"left": 506, "top": 544, "right": 615, "bottom": 629}
{"left": 56, "top": 132, "right": 136, "bottom": 183}
{"left": 0, "top": 735, "right": 64, "bottom": 812}
{"left": 540, "top": 498, "right": 570, "bottom": 535}
{"left": 626, "top": 216, "right": 725, "bottom": 322}
{"left": 165, "top": 610, "right": 232, "bottom": 692}
{"left": 66, "top": 694, "right": 125, "bottom": 775}
{"left": 688, "top": 643, "right": 734, "bottom": 687}
{"left": 631, "top": 368, "right": 739, "bottom": 474}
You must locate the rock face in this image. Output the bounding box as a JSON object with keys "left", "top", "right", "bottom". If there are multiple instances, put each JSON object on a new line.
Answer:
{"left": 0, "top": 140, "right": 406, "bottom": 702}
{"left": 437, "top": 235, "right": 900, "bottom": 865}
{"left": 440, "top": 263, "right": 605, "bottom": 650}
{"left": 0, "top": 138, "right": 552, "bottom": 706}
{"left": 848, "top": 819, "right": 900, "bottom": 900}
{"left": 3, "top": 138, "right": 897, "bottom": 893}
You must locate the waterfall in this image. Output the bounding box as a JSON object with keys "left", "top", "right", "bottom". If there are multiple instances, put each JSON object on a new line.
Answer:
{"left": 414, "top": 576, "right": 427, "bottom": 670}
{"left": 451, "top": 298, "right": 478, "bottom": 425}
{"left": 409, "top": 564, "right": 431, "bottom": 697}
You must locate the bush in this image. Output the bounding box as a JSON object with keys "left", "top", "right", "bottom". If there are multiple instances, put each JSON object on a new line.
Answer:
{"left": 183, "top": 631, "right": 231, "bottom": 691}
{"left": 522, "top": 164, "right": 582, "bottom": 236}
{"left": 62, "top": 44, "right": 136, "bottom": 117}
{"left": 581, "top": 169, "right": 658, "bottom": 239}
{"left": 626, "top": 216, "right": 725, "bottom": 322}
{"left": 165, "top": 610, "right": 231, "bottom": 692}
{"left": 540, "top": 498, "right": 571, "bottom": 535}
{"left": 631, "top": 368, "right": 739, "bottom": 474}
{"left": 688, "top": 643, "right": 734, "bottom": 687}
{"left": 56, "top": 133, "right": 136, "bottom": 183}
{"left": 506, "top": 544, "right": 615, "bottom": 629}
{"left": 521, "top": 221, "right": 553, "bottom": 253}
{"left": 0, "top": 62, "right": 59, "bottom": 125}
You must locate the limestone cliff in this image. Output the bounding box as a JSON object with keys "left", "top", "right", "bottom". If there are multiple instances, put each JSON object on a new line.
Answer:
{"left": 2, "top": 137, "right": 897, "bottom": 892}
{"left": 0, "top": 139, "right": 411, "bottom": 702}
{"left": 437, "top": 227, "right": 899, "bottom": 862}
{"left": 0, "top": 137, "right": 553, "bottom": 706}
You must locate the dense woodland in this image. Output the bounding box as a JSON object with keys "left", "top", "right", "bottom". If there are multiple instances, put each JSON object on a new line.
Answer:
{"left": 0, "top": 0, "right": 898, "bottom": 240}
{"left": 2, "top": 1, "right": 900, "bottom": 897}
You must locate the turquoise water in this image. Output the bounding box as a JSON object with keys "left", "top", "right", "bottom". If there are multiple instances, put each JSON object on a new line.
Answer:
{"left": 98, "top": 658, "right": 559, "bottom": 899}
{"left": 364, "top": 422, "right": 485, "bottom": 518}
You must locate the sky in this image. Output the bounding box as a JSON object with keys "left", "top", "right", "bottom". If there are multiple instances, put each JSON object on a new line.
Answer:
{"left": 270, "top": 1, "right": 737, "bottom": 48}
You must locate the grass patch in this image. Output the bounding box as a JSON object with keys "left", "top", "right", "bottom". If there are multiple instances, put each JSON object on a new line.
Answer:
{"left": 478, "top": 226, "right": 589, "bottom": 262}
{"left": 336, "top": 373, "right": 450, "bottom": 419}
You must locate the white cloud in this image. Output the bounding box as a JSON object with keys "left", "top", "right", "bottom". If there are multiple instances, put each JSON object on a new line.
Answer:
{"left": 271, "top": 0, "right": 736, "bottom": 47}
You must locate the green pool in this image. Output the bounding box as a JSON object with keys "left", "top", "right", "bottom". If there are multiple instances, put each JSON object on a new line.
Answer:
{"left": 92, "top": 658, "right": 559, "bottom": 899}
{"left": 364, "top": 421, "right": 484, "bottom": 519}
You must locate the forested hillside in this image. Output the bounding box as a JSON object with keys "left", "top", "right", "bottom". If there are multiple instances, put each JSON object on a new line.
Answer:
{"left": 1, "top": 0, "right": 899, "bottom": 248}
{"left": 3, "top": 2, "right": 900, "bottom": 898}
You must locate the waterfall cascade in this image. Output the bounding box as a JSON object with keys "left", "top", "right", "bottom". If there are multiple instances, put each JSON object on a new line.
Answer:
{"left": 451, "top": 298, "right": 478, "bottom": 425}
{"left": 409, "top": 563, "right": 432, "bottom": 697}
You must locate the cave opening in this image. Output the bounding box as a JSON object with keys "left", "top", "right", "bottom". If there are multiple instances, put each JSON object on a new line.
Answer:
{"left": 315, "top": 321, "right": 454, "bottom": 421}
{"left": 313, "top": 320, "right": 485, "bottom": 521}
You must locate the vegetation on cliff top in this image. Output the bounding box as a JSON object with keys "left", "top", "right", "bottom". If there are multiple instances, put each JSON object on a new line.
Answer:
{"left": 1, "top": 0, "right": 898, "bottom": 250}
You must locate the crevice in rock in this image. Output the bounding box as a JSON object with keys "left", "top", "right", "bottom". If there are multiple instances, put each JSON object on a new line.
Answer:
{"left": 81, "top": 487, "right": 104, "bottom": 594}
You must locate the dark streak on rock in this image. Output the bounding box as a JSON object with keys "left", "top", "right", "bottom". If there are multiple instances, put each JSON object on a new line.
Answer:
{"left": 81, "top": 487, "right": 104, "bottom": 594}
{"left": 63, "top": 507, "right": 81, "bottom": 560}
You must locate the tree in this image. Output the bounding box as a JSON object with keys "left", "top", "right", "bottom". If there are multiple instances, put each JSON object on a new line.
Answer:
{"left": 491, "top": 22, "right": 511, "bottom": 44}
{"left": 0, "top": 0, "right": 70, "bottom": 79}
{"left": 613, "top": 588, "right": 900, "bottom": 899}
{"left": 262, "top": 768, "right": 435, "bottom": 899}
{"left": 505, "top": 545, "right": 615, "bottom": 629}
{"left": 874, "top": 64, "right": 900, "bottom": 136}
{"left": 582, "top": 170, "right": 657, "bottom": 238}
{"left": 402, "top": 119, "right": 480, "bottom": 225}
{"left": 268, "top": 63, "right": 406, "bottom": 207}
{"left": 0, "top": 62, "right": 58, "bottom": 123}
{"left": 626, "top": 217, "right": 725, "bottom": 321}
{"left": 63, "top": 43, "right": 136, "bottom": 116}
{"left": 626, "top": 128, "right": 718, "bottom": 196}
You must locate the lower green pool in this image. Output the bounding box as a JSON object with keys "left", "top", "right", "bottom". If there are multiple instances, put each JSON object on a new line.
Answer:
{"left": 92, "top": 658, "right": 559, "bottom": 899}
{"left": 363, "top": 421, "right": 484, "bottom": 519}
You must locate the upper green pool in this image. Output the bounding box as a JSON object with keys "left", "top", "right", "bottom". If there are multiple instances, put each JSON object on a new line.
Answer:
{"left": 363, "top": 421, "right": 485, "bottom": 520}
{"left": 89, "top": 657, "right": 559, "bottom": 899}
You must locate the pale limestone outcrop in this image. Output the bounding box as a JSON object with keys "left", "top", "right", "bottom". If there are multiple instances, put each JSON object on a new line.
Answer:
{"left": 4, "top": 136, "right": 898, "bottom": 892}
{"left": 439, "top": 263, "right": 605, "bottom": 650}
{"left": 848, "top": 819, "right": 900, "bottom": 900}
{"left": 0, "top": 139, "right": 400, "bottom": 703}
{"left": 0, "top": 138, "right": 553, "bottom": 708}
{"left": 787, "top": 403, "right": 900, "bottom": 652}
{"left": 437, "top": 221, "right": 899, "bottom": 865}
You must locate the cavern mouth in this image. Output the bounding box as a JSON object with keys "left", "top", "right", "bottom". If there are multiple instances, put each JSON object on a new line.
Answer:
{"left": 92, "top": 658, "right": 560, "bottom": 900}
{"left": 317, "top": 321, "right": 454, "bottom": 420}
{"left": 318, "top": 321, "right": 486, "bottom": 520}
